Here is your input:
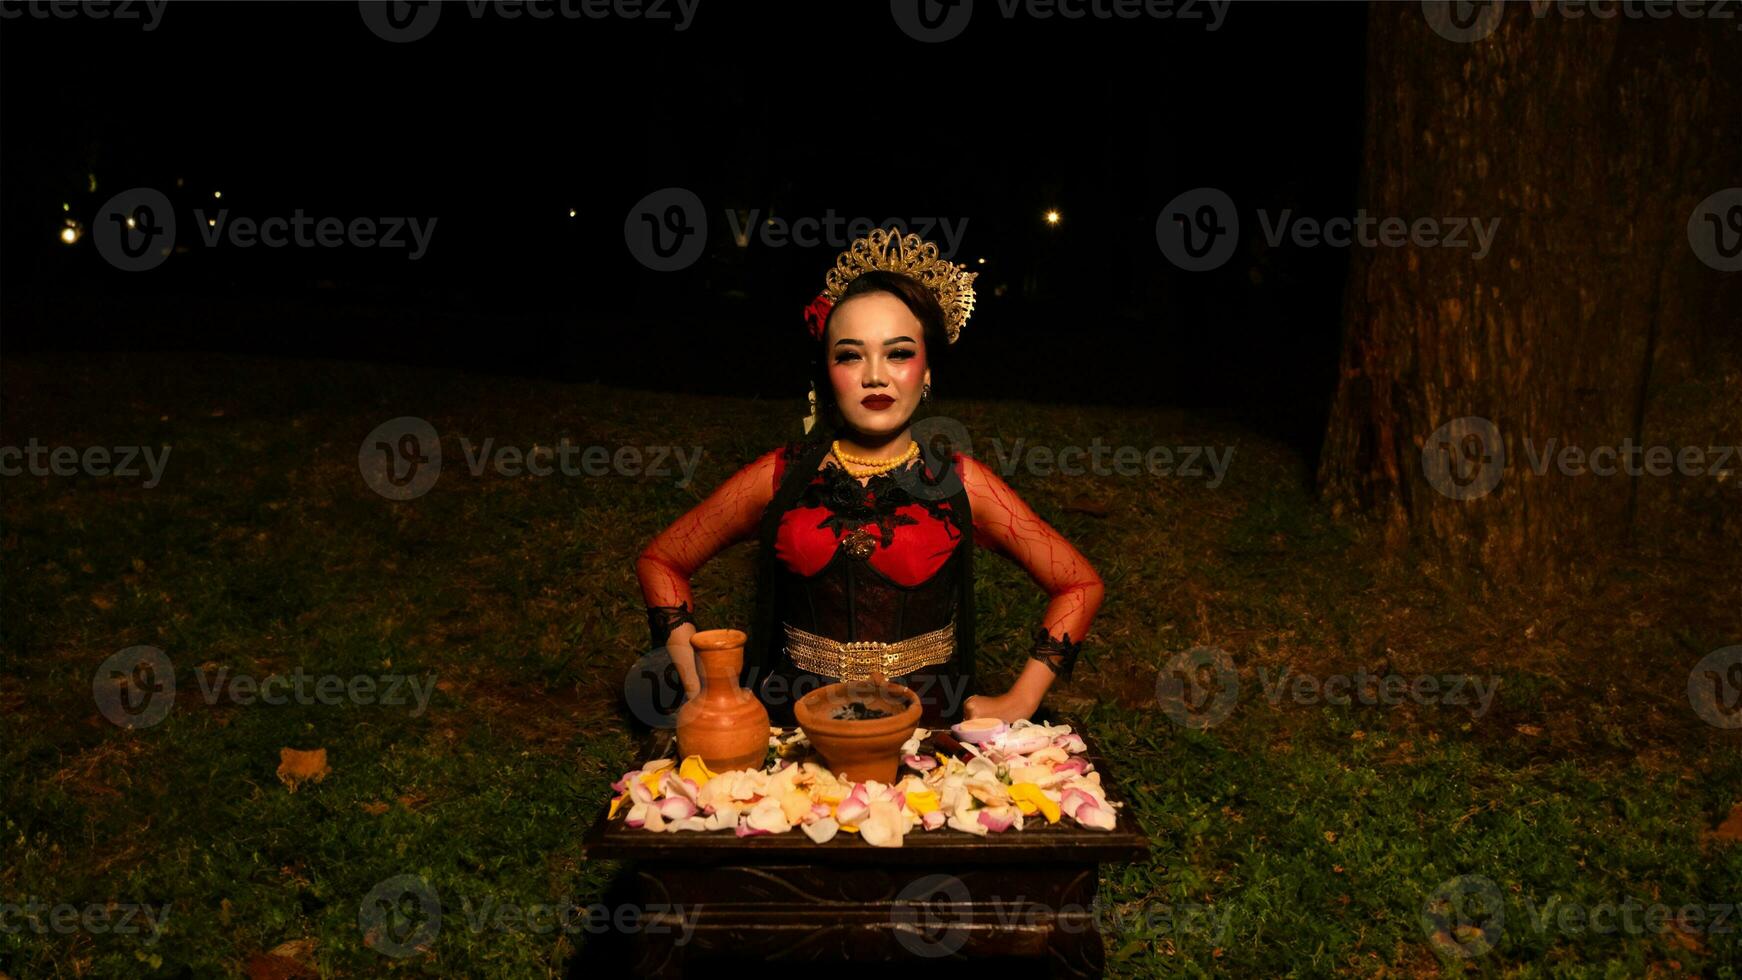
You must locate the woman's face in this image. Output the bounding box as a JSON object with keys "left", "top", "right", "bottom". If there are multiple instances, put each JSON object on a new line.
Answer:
{"left": 826, "top": 291, "right": 931, "bottom": 442}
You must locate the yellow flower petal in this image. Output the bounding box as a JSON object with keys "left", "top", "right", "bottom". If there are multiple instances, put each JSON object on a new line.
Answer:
{"left": 906, "top": 790, "right": 941, "bottom": 815}
{"left": 639, "top": 770, "right": 664, "bottom": 795}
{"left": 1010, "top": 782, "right": 1060, "bottom": 823}
{"left": 608, "top": 794, "right": 627, "bottom": 820}
{"left": 678, "top": 755, "right": 717, "bottom": 788}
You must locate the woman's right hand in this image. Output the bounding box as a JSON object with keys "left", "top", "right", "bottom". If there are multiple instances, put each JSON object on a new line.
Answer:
{"left": 665, "top": 623, "right": 702, "bottom": 699}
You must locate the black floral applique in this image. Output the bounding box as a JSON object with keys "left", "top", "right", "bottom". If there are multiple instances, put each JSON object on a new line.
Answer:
{"left": 800, "top": 460, "right": 959, "bottom": 550}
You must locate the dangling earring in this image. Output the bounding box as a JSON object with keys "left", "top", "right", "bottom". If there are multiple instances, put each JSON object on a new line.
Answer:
{"left": 921, "top": 383, "right": 932, "bottom": 404}
{"left": 802, "top": 380, "right": 820, "bottom": 435}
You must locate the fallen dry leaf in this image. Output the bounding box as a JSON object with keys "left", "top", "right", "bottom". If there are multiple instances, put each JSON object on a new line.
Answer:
{"left": 276, "top": 748, "right": 330, "bottom": 793}
{"left": 360, "top": 800, "right": 390, "bottom": 816}
{"left": 1705, "top": 803, "right": 1742, "bottom": 849}
{"left": 244, "top": 936, "right": 319, "bottom": 979}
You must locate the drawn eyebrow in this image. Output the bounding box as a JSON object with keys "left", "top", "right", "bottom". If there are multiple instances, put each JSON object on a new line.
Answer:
{"left": 833, "top": 336, "right": 918, "bottom": 347}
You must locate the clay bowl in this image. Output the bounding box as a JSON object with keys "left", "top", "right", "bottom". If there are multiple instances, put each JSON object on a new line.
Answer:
{"left": 794, "top": 673, "right": 922, "bottom": 785}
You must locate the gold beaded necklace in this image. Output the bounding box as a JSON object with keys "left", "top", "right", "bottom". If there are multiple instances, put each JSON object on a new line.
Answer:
{"left": 830, "top": 438, "right": 918, "bottom": 478}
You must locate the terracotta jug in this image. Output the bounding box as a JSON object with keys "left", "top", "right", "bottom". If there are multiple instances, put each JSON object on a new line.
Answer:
{"left": 675, "top": 628, "right": 769, "bottom": 772}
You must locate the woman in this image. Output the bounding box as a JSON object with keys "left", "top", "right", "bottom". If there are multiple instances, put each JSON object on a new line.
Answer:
{"left": 635, "top": 229, "right": 1103, "bottom": 728}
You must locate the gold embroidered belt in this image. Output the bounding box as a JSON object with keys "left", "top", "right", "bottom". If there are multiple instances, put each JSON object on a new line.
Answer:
{"left": 783, "top": 616, "right": 956, "bottom": 681}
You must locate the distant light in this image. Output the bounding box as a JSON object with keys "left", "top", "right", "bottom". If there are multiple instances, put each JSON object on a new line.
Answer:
{"left": 61, "top": 202, "right": 71, "bottom": 212}
{"left": 976, "top": 257, "right": 986, "bottom": 265}
{"left": 1044, "top": 210, "right": 1061, "bottom": 226}
{"left": 175, "top": 177, "right": 185, "bottom": 188}
{"left": 213, "top": 190, "right": 222, "bottom": 199}
{"left": 207, "top": 219, "right": 216, "bottom": 228}
{"left": 126, "top": 216, "right": 137, "bottom": 230}
{"left": 87, "top": 173, "right": 97, "bottom": 192}
{"left": 60, "top": 226, "right": 78, "bottom": 245}
{"left": 568, "top": 207, "right": 577, "bottom": 218}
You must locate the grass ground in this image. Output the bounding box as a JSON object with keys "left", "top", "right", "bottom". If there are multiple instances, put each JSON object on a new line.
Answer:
{"left": 2, "top": 352, "right": 1738, "bottom": 977}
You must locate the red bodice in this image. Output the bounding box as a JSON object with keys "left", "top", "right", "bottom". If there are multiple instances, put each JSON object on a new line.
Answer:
{"left": 771, "top": 450, "right": 965, "bottom": 587}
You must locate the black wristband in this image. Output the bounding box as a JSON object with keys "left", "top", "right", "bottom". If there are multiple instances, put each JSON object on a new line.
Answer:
{"left": 1027, "top": 627, "right": 1082, "bottom": 682}
{"left": 647, "top": 602, "right": 697, "bottom": 649}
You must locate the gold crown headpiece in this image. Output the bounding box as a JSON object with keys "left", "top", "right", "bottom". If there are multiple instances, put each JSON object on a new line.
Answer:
{"left": 817, "top": 227, "right": 978, "bottom": 344}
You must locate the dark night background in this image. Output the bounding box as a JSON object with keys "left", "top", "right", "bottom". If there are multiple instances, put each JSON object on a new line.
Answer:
{"left": 2, "top": 0, "right": 1363, "bottom": 460}
{"left": 9, "top": 3, "right": 1740, "bottom": 976}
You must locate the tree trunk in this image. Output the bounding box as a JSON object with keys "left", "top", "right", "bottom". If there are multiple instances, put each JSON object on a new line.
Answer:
{"left": 1319, "top": 3, "right": 1742, "bottom": 587}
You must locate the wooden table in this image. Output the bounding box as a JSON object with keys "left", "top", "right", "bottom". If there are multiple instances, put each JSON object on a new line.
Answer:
{"left": 580, "top": 714, "right": 1149, "bottom": 977}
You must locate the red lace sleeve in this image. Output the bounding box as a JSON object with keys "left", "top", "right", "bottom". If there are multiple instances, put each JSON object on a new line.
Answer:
{"left": 958, "top": 454, "right": 1105, "bottom": 680}
{"left": 635, "top": 447, "right": 783, "bottom": 646}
